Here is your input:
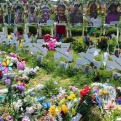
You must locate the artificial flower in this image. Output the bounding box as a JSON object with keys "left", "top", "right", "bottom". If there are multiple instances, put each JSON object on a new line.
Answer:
{"left": 22, "top": 116, "right": 30, "bottom": 121}
{"left": 42, "top": 102, "right": 51, "bottom": 109}
{"left": 44, "top": 34, "right": 51, "bottom": 42}
{"left": 4, "top": 78, "right": 11, "bottom": 86}
{"left": 61, "top": 104, "right": 68, "bottom": 114}
{"left": 69, "top": 85, "right": 78, "bottom": 91}
{"left": 1, "top": 59, "right": 13, "bottom": 73}
{"left": 49, "top": 105, "right": 57, "bottom": 117}
{"left": 80, "top": 86, "right": 90, "bottom": 96}
{"left": 48, "top": 41, "right": 56, "bottom": 50}
{"left": 60, "top": 98, "right": 66, "bottom": 104}
{"left": 26, "top": 106, "right": 34, "bottom": 114}
{"left": 36, "top": 96, "right": 46, "bottom": 102}
{"left": 72, "top": 108, "right": 76, "bottom": 115}
{"left": 13, "top": 99, "right": 22, "bottom": 110}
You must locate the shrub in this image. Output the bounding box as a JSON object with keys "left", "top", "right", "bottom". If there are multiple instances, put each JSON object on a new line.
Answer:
{"left": 71, "top": 41, "right": 87, "bottom": 53}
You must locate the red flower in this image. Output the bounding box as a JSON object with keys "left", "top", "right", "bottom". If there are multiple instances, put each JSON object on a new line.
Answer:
{"left": 80, "top": 86, "right": 90, "bottom": 96}
{"left": 91, "top": 96, "right": 95, "bottom": 101}
{"left": 20, "top": 82, "right": 26, "bottom": 87}
{"left": 44, "top": 34, "right": 51, "bottom": 42}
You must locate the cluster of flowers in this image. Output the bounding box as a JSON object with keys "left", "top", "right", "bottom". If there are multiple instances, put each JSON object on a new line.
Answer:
{"left": 43, "top": 34, "right": 62, "bottom": 50}
{"left": 41, "top": 86, "right": 79, "bottom": 121}
{"left": 91, "top": 83, "right": 121, "bottom": 110}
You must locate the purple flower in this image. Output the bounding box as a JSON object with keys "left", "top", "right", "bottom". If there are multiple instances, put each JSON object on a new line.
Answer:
{"left": 29, "top": 92, "right": 35, "bottom": 96}
{"left": 5, "top": 79, "right": 11, "bottom": 85}
{"left": 13, "top": 84, "right": 25, "bottom": 93}
{"left": 54, "top": 81, "right": 58, "bottom": 85}
{"left": 51, "top": 95, "right": 55, "bottom": 99}
{"left": 0, "top": 117, "right": 4, "bottom": 121}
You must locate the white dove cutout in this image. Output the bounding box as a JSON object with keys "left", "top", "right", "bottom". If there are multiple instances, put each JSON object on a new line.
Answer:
{"left": 54, "top": 48, "right": 73, "bottom": 62}
{"left": 106, "top": 55, "right": 121, "bottom": 71}
{"left": 76, "top": 48, "right": 101, "bottom": 69}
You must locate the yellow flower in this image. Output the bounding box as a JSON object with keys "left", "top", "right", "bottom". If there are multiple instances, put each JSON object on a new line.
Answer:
{"left": 49, "top": 105, "right": 57, "bottom": 117}
{"left": 99, "top": 90, "right": 109, "bottom": 95}
{"left": 67, "top": 95, "right": 73, "bottom": 100}
{"left": 70, "top": 94, "right": 76, "bottom": 99}
{"left": 56, "top": 106, "right": 61, "bottom": 114}
{"left": 8, "top": 35, "right": 12, "bottom": 39}
{"left": 61, "top": 104, "right": 68, "bottom": 114}
{"left": 72, "top": 108, "right": 76, "bottom": 115}
{"left": 60, "top": 98, "right": 66, "bottom": 104}
{"left": 19, "top": 39, "right": 24, "bottom": 48}
{"left": 67, "top": 94, "right": 76, "bottom": 100}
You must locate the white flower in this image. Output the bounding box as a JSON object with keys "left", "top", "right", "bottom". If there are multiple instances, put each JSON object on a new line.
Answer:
{"left": 58, "top": 87, "right": 66, "bottom": 95}
{"left": 24, "top": 67, "right": 30, "bottom": 75}
{"left": 33, "top": 103, "right": 42, "bottom": 110}
{"left": 35, "top": 84, "right": 44, "bottom": 91}
{"left": 33, "top": 68, "right": 37, "bottom": 73}
{"left": 26, "top": 107, "right": 34, "bottom": 114}
{"left": 35, "top": 66, "right": 39, "bottom": 71}
{"left": 10, "top": 57, "right": 18, "bottom": 64}
{"left": 66, "top": 101, "right": 73, "bottom": 109}
{"left": 18, "top": 70, "right": 24, "bottom": 74}
{"left": 13, "top": 100, "right": 22, "bottom": 110}
{"left": 37, "top": 103, "right": 42, "bottom": 110}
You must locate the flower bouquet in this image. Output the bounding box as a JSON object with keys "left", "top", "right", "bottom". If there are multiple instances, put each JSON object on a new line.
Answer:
{"left": 42, "top": 34, "right": 61, "bottom": 50}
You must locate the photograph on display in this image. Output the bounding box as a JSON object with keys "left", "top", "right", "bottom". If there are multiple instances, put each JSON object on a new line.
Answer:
{"left": 28, "top": 5, "right": 37, "bottom": 23}
{"left": 70, "top": 4, "right": 83, "bottom": 26}
{"left": 87, "top": 3, "right": 102, "bottom": 28}
{"left": 5, "top": 6, "right": 14, "bottom": 24}
{"left": 55, "top": 4, "right": 67, "bottom": 23}
{"left": 105, "top": 3, "right": 121, "bottom": 24}
{"left": 40, "top": 6, "right": 51, "bottom": 23}
{"left": 15, "top": 6, "right": 24, "bottom": 24}
{"left": 55, "top": 4, "right": 67, "bottom": 36}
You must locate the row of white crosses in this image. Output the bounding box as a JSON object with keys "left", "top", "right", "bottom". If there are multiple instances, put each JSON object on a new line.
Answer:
{"left": 0, "top": 32, "right": 121, "bottom": 77}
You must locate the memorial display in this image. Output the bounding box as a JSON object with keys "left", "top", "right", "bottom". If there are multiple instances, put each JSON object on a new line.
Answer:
{"left": 0, "top": 0, "right": 121, "bottom": 121}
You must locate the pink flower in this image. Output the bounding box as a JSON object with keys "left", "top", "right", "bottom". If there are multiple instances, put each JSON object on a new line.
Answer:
{"left": 67, "top": 48, "right": 70, "bottom": 53}
{"left": 17, "top": 61, "right": 26, "bottom": 70}
{"left": 48, "top": 41, "right": 56, "bottom": 50}
{"left": 69, "top": 85, "right": 78, "bottom": 91}
{"left": 10, "top": 53, "right": 17, "bottom": 58}
{"left": 5, "top": 115, "right": 13, "bottom": 121}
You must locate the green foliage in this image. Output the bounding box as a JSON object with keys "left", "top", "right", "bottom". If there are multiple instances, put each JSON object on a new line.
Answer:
{"left": 42, "top": 26, "right": 51, "bottom": 35}
{"left": 41, "top": 80, "right": 59, "bottom": 98}
{"left": 64, "top": 37, "right": 76, "bottom": 43}
{"left": 71, "top": 41, "right": 87, "bottom": 53}
{"left": 71, "top": 27, "right": 82, "bottom": 36}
